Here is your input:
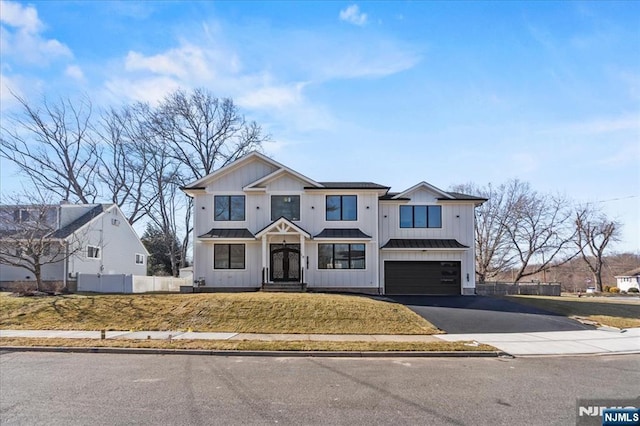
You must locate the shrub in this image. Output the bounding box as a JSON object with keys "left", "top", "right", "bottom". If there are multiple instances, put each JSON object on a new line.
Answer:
{"left": 608, "top": 287, "right": 620, "bottom": 293}
{"left": 603, "top": 285, "right": 611, "bottom": 292}
{"left": 628, "top": 287, "right": 639, "bottom": 293}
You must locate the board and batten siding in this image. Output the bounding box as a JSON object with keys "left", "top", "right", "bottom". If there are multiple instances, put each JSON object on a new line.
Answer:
{"left": 195, "top": 241, "right": 261, "bottom": 288}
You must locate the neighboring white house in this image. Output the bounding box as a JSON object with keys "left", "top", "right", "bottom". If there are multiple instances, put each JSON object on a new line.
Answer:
{"left": 0, "top": 203, "right": 148, "bottom": 289}
{"left": 182, "top": 152, "right": 486, "bottom": 295}
{"left": 615, "top": 267, "right": 640, "bottom": 292}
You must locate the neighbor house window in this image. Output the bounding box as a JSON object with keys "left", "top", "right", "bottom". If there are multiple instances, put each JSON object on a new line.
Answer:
{"left": 87, "top": 245, "right": 100, "bottom": 259}
{"left": 135, "top": 253, "right": 145, "bottom": 265}
{"left": 214, "top": 244, "right": 245, "bottom": 269}
{"left": 318, "top": 244, "right": 365, "bottom": 269}
{"left": 326, "top": 195, "right": 357, "bottom": 221}
{"left": 399, "top": 205, "right": 442, "bottom": 228}
{"left": 214, "top": 195, "right": 245, "bottom": 221}
{"left": 271, "top": 195, "right": 300, "bottom": 221}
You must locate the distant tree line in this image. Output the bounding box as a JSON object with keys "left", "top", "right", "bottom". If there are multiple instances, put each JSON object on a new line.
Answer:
{"left": 0, "top": 88, "right": 269, "bottom": 277}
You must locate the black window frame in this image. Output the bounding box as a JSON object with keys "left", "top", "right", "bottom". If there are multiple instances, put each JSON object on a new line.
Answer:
{"left": 270, "top": 195, "right": 301, "bottom": 221}
{"left": 213, "top": 244, "right": 245, "bottom": 270}
{"left": 214, "top": 195, "right": 246, "bottom": 221}
{"left": 399, "top": 205, "right": 442, "bottom": 228}
{"left": 325, "top": 195, "right": 357, "bottom": 221}
{"left": 318, "top": 243, "right": 366, "bottom": 270}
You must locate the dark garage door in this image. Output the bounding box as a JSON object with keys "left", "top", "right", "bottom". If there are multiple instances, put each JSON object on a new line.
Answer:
{"left": 385, "top": 261, "right": 461, "bottom": 295}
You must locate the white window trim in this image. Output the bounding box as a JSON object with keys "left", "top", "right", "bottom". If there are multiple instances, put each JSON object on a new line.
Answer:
{"left": 86, "top": 245, "right": 101, "bottom": 259}
{"left": 135, "top": 253, "right": 145, "bottom": 265}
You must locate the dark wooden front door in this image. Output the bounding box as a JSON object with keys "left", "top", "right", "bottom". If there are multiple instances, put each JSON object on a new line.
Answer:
{"left": 270, "top": 244, "right": 301, "bottom": 282}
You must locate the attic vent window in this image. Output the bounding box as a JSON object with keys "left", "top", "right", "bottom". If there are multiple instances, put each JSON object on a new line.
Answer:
{"left": 111, "top": 218, "right": 120, "bottom": 226}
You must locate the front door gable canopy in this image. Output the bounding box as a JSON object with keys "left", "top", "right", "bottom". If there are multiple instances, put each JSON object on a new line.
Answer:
{"left": 255, "top": 217, "right": 311, "bottom": 239}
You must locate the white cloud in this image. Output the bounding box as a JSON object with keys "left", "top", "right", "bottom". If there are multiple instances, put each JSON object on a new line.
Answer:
{"left": 0, "top": 0, "right": 72, "bottom": 65}
{"left": 237, "top": 82, "right": 306, "bottom": 110}
{"left": 65, "top": 65, "right": 84, "bottom": 81}
{"left": 339, "top": 5, "right": 367, "bottom": 26}
{"left": 0, "top": 0, "right": 42, "bottom": 33}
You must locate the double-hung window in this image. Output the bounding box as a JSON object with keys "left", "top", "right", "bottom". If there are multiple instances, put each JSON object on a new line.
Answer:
{"left": 135, "top": 254, "right": 145, "bottom": 265}
{"left": 271, "top": 195, "right": 300, "bottom": 221}
{"left": 399, "top": 205, "right": 442, "bottom": 228}
{"left": 214, "top": 196, "right": 245, "bottom": 221}
{"left": 214, "top": 244, "right": 245, "bottom": 269}
{"left": 318, "top": 244, "right": 365, "bottom": 269}
{"left": 326, "top": 195, "right": 357, "bottom": 221}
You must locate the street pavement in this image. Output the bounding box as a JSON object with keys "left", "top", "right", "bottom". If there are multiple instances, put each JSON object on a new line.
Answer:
{"left": 2, "top": 352, "right": 638, "bottom": 425}
{"left": 2, "top": 327, "right": 639, "bottom": 356}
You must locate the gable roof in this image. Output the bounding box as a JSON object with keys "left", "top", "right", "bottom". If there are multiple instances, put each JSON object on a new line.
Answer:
{"left": 392, "top": 181, "right": 454, "bottom": 200}
{"left": 244, "top": 167, "right": 322, "bottom": 191}
{"left": 255, "top": 217, "right": 311, "bottom": 239}
{"left": 50, "top": 204, "right": 106, "bottom": 239}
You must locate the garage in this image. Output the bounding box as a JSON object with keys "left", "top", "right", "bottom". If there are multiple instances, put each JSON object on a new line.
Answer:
{"left": 384, "top": 261, "right": 461, "bottom": 295}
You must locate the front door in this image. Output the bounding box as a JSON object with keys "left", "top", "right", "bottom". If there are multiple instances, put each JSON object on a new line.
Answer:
{"left": 270, "top": 244, "right": 300, "bottom": 282}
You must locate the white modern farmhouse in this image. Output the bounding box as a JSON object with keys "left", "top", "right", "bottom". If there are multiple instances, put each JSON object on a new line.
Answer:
{"left": 182, "top": 152, "right": 485, "bottom": 295}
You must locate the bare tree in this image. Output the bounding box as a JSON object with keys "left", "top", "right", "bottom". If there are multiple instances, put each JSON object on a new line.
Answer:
{"left": 95, "top": 103, "right": 158, "bottom": 225}
{"left": 505, "top": 190, "right": 579, "bottom": 283}
{"left": 575, "top": 206, "right": 621, "bottom": 292}
{"left": 0, "top": 93, "right": 99, "bottom": 203}
{"left": 0, "top": 194, "right": 84, "bottom": 292}
{"left": 451, "top": 181, "right": 526, "bottom": 282}
{"left": 155, "top": 88, "right": 269, "bottom": 179}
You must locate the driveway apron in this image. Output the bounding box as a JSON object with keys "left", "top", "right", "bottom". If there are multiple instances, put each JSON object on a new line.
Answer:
{"left": 388, "top": 296, "right": 595, "bottom": 334}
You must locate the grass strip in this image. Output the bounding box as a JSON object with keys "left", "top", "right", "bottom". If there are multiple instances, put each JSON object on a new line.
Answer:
{"left": 0, "top": 337, "right": 495, "bottom": 352}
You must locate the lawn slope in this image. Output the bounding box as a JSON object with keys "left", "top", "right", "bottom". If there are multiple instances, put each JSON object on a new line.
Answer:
{"left": 0, "top": 292, "right": 439, "bottom": 335}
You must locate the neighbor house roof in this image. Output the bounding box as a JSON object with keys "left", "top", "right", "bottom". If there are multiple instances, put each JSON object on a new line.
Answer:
{"left": 314, "top": 228, "right": 372, "bottom": 239}
{"left": 198, "top": 228, "right": 255, "bottom": 239}
{"left": 50, "top": 204, "right": 106, "bottom": 239}
{"left": 381, "top": 239, "right": 469, "bottom": 250}
{"left": 615, "top": 267, "right": 640, "bottom": 278}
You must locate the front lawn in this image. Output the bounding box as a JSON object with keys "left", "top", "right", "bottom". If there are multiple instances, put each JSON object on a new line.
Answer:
{"left": 506, "top": 295, "right": 640, "bottom": 329}
{"left": 0, "top": 292, "right": 439, "bottom": 335}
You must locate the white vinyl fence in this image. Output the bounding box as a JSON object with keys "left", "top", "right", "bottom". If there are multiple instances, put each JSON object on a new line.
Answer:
{"left": 78, "top": 274, "right": 189, "bottom": 293}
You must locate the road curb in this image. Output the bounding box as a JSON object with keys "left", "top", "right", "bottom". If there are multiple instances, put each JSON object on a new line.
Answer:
{"left": 0, "top": 345, "right": 513, "bottom": 358}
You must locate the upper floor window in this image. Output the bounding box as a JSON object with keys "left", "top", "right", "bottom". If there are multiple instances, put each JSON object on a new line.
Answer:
{"left": 326, "top": 195, "right": 357, "bottom": 221}
{"left": 86, "top": 245, "right": 101, "bottom": 259}
{"left": 214, "top": 195, "right": 245, "bottom": 221}
{"left": 399, "top": 205, "right": 442, "bottom": 228}
{"left": 271, "top": 195, "right": 300, "bottom": 221}
{"left": 135, "top": 253, "right": 145, "bottom": 265}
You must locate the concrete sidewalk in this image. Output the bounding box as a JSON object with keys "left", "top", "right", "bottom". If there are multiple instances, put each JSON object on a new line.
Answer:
{"left": 436, "top": 327, "right": 640, "bottom": 356}
{"left": 1, "top": 328, "right": 638, "bottom": 356}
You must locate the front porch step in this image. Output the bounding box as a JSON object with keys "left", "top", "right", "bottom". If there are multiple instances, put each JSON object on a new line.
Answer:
{"left": 261, "top": 282, "right": 307, "bottom": 292}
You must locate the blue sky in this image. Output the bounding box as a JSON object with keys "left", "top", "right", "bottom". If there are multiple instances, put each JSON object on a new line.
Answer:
{"left": 1, "top": 1, "right": 639, "bottom": 252}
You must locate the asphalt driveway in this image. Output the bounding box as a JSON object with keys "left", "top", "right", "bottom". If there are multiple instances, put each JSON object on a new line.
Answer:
{"left": 388, "top": 296, "right": 595, "bottom": 334}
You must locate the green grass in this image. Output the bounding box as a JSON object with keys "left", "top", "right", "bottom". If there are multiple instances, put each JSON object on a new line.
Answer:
{"left": 506, "top": 295, "right": 640, "bottom": 329}
{"left": 0, "top": 292, "right": 439, "bottom": 335}
{"left": 0, "top": 337, "right": 496, "bottom": 352}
